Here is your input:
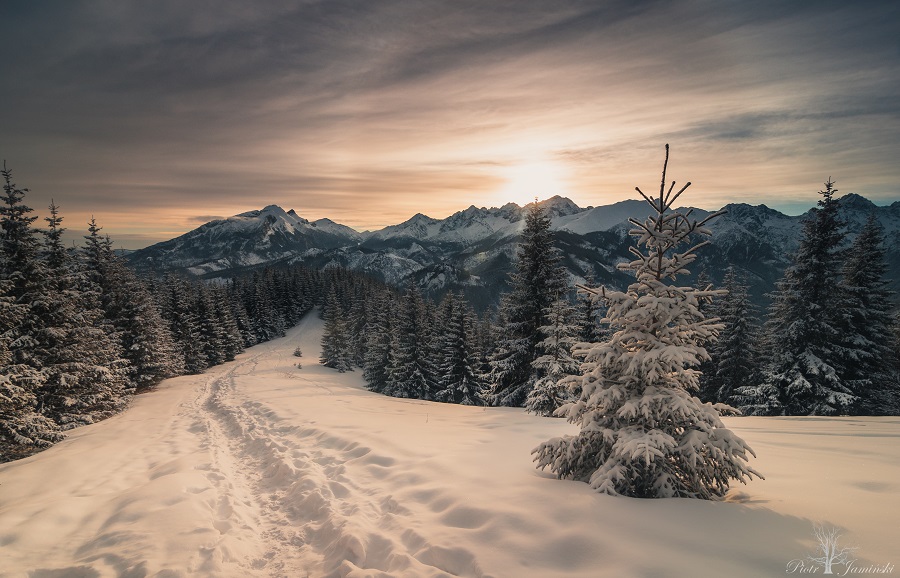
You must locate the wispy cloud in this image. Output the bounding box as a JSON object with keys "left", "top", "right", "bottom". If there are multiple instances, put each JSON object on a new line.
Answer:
{"left": 1, "top": 0, "right": 898, "bottom": 247}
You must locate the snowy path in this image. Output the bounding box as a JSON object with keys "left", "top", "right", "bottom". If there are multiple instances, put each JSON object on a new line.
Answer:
{"left": 1, "top": 313, "right": 899, "bottom": 577}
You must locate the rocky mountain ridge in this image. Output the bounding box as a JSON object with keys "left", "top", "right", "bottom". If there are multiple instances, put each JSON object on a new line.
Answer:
{"left": 127, "top": 194, "right": 900, "bottom": 310}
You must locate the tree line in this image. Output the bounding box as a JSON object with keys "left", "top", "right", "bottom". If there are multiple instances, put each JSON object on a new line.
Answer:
{"left": 321, "top": 180, "right": 899, "bottom": 418}
{"left": 0, "top": 164, "right": 324, "bottom": 462}
{"left": 730, "top": 179, "right": 898, "bottom": 415}
{"left": 316, "top": 204, "right": 604, "bottom": 409}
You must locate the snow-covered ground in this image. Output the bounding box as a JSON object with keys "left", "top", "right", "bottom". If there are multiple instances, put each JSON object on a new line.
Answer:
{"left": 1, "top": 315, "right": 898, "bottom": 577}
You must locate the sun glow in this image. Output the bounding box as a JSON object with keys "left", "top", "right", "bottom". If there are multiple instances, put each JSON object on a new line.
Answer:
{"left": 496, "top": 159, "right": 569, "bottom": 206}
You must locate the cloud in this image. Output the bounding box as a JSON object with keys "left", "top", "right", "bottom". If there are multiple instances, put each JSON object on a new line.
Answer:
{"left": 0, "top": 0, "right": 898, "bottom": 248}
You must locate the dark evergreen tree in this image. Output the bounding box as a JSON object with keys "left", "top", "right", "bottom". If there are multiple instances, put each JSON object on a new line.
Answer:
{"left": 525, "top": 296, "right": 580, "bottom": 417}
{"left": 196, "top": 284, "right": 228, "bottom": 368}
{"left": 35, "top": 211, "right": 129, "bottom": 428}
{"left": 694, "top": 269, "right": 718, "bottom": 401}
{"left": 486, "top": 201, "right": 567, "bottom": 406}
{"left": 704, "top": 267, "right": 760, "bottom": 405}
{"left": 384, "top": 286, "right": 435, "bottom": 399}
{"left": 81, "top": 220, "right": 180, "bottom": 391}
{"left": 247, "top": 270, "right": 284, "bottom": 342}
{"left": 434, "top": 293, "right": 481, "bottom": 405}
{"left": 737, "top": 179, "right": 854, "bottom": 416}
{"left": 892, "top": 313, "right": 900, "bottom": 393}
{"left": 0, "top": 162, "right": 40, "bottom": 276}
{"left": 839, "top": 215, "right": 897, "bottom": 414}
{"left": 0, "top": 166, "right": 61, "bottom": 454}
{"left": 320, "top": 287, "right": 353, "bottom": 372}
{"left": 472, "top": 313, "right": 495, "bottom": 389}
{"left": 211, "top": 286, "right": 244, "bottom": 363}
{"left": 0, "top": 271, "right": 61, "bottom": 457}
{"left": 228, "top": 283, "right": 257, "bottom": 349}
{"left": 576, "top": 273, "right": 606, "bottom": 345}
{"left": 363, "top": 291, "right": 394, "bottom": 393}
{"left": 347, "top": 288, "right": 369, "bottom": 368}
{"left": 162, "top": 277, "right": 206, "bottom": 374}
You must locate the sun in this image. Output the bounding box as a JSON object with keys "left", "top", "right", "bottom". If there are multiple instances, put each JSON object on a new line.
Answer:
{"left": 496, "top": 159, "right": 569, "bottom": 206}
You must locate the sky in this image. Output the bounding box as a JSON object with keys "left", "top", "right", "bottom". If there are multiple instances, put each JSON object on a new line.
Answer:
{"left": 1, "top": 0, "right": 899, "bottom": 249}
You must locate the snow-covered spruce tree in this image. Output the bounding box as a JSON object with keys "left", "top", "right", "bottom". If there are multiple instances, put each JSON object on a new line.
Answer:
{"left": 525, "top": 296, "right": 580, "bottom": 417}
{"left": 160, "top": 276, "right": 206, "bottom": 374}
{"left": 363, "top": 292, "right": 394, "bottom": 393}
{"left": 0, "top": 272, "right": 61, "bottom": 459}
{"left": 0, "top": 267, "right": 62, "bottom": 458}
{"left": 229, "top": 289, "right": 257, "bottom": 349}
{"left": 434, "top": 293, "right": 482, "bottom": 405}
{"left": 533, "top": 145, "right": 762, "bottom": 499}
{"left": 486, "top": 201, "right": 567, "bottom": 406}
{"left": 384, "top": 285, "right": 437, "bottom": 399}
{"left": 704, "top": 267, "right": 760, "bottom": 405}
{"left": 839, "top": 214, "right": 897, "bottom": 414}
{"left": 85, "top": 228, "right": 182, "bottom": 391}
{"left": 347, "top": 290, "right": 369, "bottom": 368}
{"left": 320, "top": 287, "right": 353, "bottom": 372}
{"left": 37, "top": 210, "right": 128, "bottom": 428}
{"left": 210, "top": 285, "right": 244, "bottom": 363}
{"left": 195, "top": 284, "right": 229, "bottom": 368}
{"left": 0, "top": 165, "right": 62, "bottom": 455}
{"left": 737, "top": 179, "right": 854, "bottom": 416}
{"left": 246, "top": 269, "right": 285, "bottom": 343}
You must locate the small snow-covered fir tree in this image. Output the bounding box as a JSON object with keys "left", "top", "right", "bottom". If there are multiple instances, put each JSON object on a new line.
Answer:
{"left": 525, "top": 296, "right": 580, "bottom": 417}
{"left": 533, "top": 145, "right": 762, "bottom": 499}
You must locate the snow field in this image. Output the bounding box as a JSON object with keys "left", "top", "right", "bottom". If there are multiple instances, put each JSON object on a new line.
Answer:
{"left": 1, "top": 313, "right": 898, "bottom": 577}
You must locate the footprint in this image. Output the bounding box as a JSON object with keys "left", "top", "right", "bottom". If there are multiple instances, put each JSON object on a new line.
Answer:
{"left": 440, "top": 506, "right": 491, "bottom": 529}
{"left": 329, "top": 481, "right": 350, "bottom": 498}
{"left": 363, "top": 455, "right": 396, "bottom": 468}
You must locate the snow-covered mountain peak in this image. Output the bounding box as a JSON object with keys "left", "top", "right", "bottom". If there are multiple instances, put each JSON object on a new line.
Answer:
{"left": 311, "top": 218, "right": 362, "bottom": 240}
{"left": 364, "top": 213, "right": 441, "bottom": 242}
{"left": 537, "top": 195, "right": 582, "bottom": 217}
{"left": 408, "top": 213, "right": 435, "bottom": 224}
{"left": 555, "top": 199, "right": 647, "bottom": 235}
{"left": 238, "top": 204, "right": 287, "bottom": 218}
{"left": 837, "top": 193, "right": 877, "bottom": 212}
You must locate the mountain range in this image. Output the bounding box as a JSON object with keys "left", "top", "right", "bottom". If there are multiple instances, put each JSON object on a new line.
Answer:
{"left": 127, "top": 194, "right": 900, "bottom": 310}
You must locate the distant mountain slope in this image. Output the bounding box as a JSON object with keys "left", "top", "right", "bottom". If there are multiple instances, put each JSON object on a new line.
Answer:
{"left": 130, "top": 205, "right": 361, "bottom": 276}
{"left": 127, "top": 194, "right": 900, "bottom": 310}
